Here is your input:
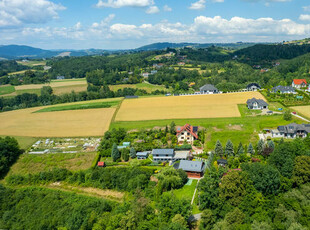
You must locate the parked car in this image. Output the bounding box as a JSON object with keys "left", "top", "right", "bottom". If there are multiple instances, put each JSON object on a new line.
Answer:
{"left": 292, "top": 111, "right": 297, "bottom": 114}
{"left": 267, "top": 111, "right": 273, "bottom": 114}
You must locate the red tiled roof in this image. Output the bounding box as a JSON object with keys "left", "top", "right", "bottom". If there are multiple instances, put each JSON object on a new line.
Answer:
{"left": 293, "top": 79, "right": 307, "bottom": 85}
{"left": 176, "top": 124, "right": 198, "bottom": 139}
{"left": 97, "top": 162, "right": 105, "bottom": 167}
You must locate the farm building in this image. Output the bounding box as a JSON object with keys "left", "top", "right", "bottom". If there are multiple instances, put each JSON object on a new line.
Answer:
{"left": 152, "top": 149, "right": 174, "bottom": 161}
{"left": 176, "top": 124, "right": 198, "bottom": 144}
{"left": 137, "top": 152, "right": 149, "bottom": 160}
{"left": 246, "top": 98, "right": 268, "bottom": 110}
{"left": 177, "top": 160, "right": 205, "bottom": 178}
{"left": 246, "top": 83, "right": 261, "bottom": 91}
{"left": 271, "top": 85, "right": 296, "bottom": 94}
{"left": 292, "top": 79, "right": 307, "bottom": 89}
{"left": 199, "top": 84, "right": 219, "bottom": 94}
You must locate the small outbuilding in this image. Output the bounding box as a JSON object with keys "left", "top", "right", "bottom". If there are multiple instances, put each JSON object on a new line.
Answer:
{"left": 136, "top": 151, "right": 149, "bottom": 160}
{"left": 217, "top": 159, "right": 228, "bottom": 167}
{"left": 97, "top": 161, "right": 105, "bottom": 167}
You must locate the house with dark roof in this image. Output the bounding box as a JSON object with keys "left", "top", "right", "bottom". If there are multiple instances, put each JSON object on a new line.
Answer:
{"left": 152, "top": 149, "right": 174, "bottom": 161}
{"left": 199, "top": 84, "right": 219, "bottom": 94}
{"left": 271, "top": 85, "right": 296, "bottom": 94}
{"left": 292, "top": 79, "right": 307, "bottom": 89}
{"left": 136, "top": 151, "right": 150, "bottom": 160}
{"left": 176, "top": 124, "right": 198, "bottom": 144}
{"left": 177, "top": 160, "right": 205, "bottom": 178}
{"left": 246, "top": 98, "right": 268, "bottom": 110}
{"left": 246, "top": 83, "right": 261, "bottom": 91}
{"left": 272, "top": 123, "right": 310, "bottom": 139}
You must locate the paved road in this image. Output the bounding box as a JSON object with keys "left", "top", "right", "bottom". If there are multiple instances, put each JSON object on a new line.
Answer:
{"left": 292, "top": 113, "right": 310, "bottom": 123}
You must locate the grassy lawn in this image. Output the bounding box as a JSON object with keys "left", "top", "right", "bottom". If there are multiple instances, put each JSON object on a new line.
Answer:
{"left": 111, "top": 114, "right": 302, "bottom": 150}
{"left": 0, "top": 135, "right": 38, "bottom": 150}
{"left": 17, "top": 60, "right": 46, "bottom": 67}
{"left": 169, "top": 179, "right": 198, "bottom": 201}
{"left": 6, "top": 152, "right": 96, "bottom": 177}
{"left": 238, "top": 104, "right": 262, "bottom": 117}
{"left": 0, "top": 85, "right": 15, "bottom": 95}
{"left": 16, "top": 88, "right": 42, "bottom": 96}
{"left": 34, "top": 100, "right": 120, "bottom": 113}
{"left": 51, "top": 78, "right": 86, "bottom": 83}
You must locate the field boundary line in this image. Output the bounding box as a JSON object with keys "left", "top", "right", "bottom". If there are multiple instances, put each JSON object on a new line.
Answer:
{"left": 110, "top": 97, "right": 125, "bottom": 126}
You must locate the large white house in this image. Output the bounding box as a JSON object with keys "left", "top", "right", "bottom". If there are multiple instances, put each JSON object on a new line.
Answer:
{"left": 292, "top": 79, "right": 307, "bottom": 89}
{"left": 176, "top": 124, "right": 198, "bottom": 144}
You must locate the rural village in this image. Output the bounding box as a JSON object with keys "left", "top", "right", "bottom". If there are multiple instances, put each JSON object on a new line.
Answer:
{"left": 1, "top": 41, "right": 310, "bottom": 230}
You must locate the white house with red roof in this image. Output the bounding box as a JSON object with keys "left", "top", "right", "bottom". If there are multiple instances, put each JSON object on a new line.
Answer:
{"left": 176, "top": 124, "right": 198, "bottom": 144}
{"left": 292, "top": 79, "right": 307, "bottom": 89}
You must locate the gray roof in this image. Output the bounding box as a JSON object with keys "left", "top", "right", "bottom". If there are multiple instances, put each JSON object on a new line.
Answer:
{"left": 137, "top": 152, "right": 149, "bottom": 157}
{"left": 152, "top": 149, "right": 174, "bottom": 156}
{"left": 278, "top": 123, "right": 310, "bottom": 134}
{"left": 174, "top": 151, "right": 190, "bottom": 159}
{"left": 271, "top": 85, "right": 295, "bottom": 93}
{"left": 200, "top": 84, "right": 218, "bottom": 92}
{"left": 246, "top": 98, "right": 268, "bottom": 107}
{"left": 247, "top": 83, "right": 261, "bottom": 89}
{"left": 178, "top": 160, "right": 205, "bottom": 172}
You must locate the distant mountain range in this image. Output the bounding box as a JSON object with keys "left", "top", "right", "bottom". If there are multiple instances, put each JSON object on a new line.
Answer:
{"left": 0, "top": 42, "right": 261, "bottom": 60}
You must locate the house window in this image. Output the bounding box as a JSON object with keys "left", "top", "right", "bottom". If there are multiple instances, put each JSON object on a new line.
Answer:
{"left": 181, "top": 137, "right": 184, "bottom": 139}
{"left": 187, "top": 132, "right": 190, "bottom": 135}
{"left": 187, "top": 137, "right": 190, "bottom": 140}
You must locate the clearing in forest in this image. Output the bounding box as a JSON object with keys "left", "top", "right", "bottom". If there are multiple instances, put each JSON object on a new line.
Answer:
{"left": 115, "top": 91, "right": 266, "bottom": 121}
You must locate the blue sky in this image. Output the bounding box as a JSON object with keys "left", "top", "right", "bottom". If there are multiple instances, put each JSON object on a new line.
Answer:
{"left": 0, "top": 0, "right": 310, "bottom": 49}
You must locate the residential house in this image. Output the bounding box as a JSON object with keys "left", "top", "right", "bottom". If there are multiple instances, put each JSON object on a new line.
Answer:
{"left": 292, "top": 79, "right": 307, "bottom": 89}
{"left": 271, "top": 123, "right": 310, "bottom": 139}
{"left": 176, "top": 160, "right": 205, "bottom": 178}
{"left": 176, "top": 124, "right": 198, "bottom": 144}
{"left": 246, "top": 98, "right": 268, "bottom": 110}
{"left": 246, "top": 83, "right": 261, "bottom": 91}
{"left": 178, "top": 62, "right": 185, "bottom": 66}
{"left": 271, "top": 85, "right": 296, "bottom": 94}
{"left": 56, "top": 75, "right": 65, "bottom": 80}
{"left": 152, "top": 149, "right": 174, "bottom": 161}
{"left": 137, "top": 151, "right": 149, "bottom": 160}
{"left": 150, "top": 70, "right": 158, "bottom": 75}
{"left": 141, "top": 72, "right": 149, "bottom": 78}
{"left": 199, "top": 84, "right": 219, "bottom": 94}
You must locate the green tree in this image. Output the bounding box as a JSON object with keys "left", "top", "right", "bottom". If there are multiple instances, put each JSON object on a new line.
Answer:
{"left": 225, "top": 140, "right": 234, "bottom": 156}
{"left": 111, "top": 143, "right": 120, "bottom": 162}
{"left": 130, "top": 147, "right": 136, "bottom": 159}
{"left": 257, "top": 139, "right": 264, "bottom": 155}
{"left": 268, "top": 140, "right": 275, "bottom": 150}
{"left": 283, "top": 110, "right": 292, "bottom": 121}
{"left": 292, "top": 156, "right": 310, "bottom": 186}
{"left": 121, "top": 148, "right": 130, "bottom": 162}
{"left": 199, "top": 209, "right": 215, "bottom": 230}
{"left": 215, "top": 140, "right": 224, "bottom": 157}
{"left": 237, "top": 142, "right": 244, "bottom": 155}
{"left": 242, "top": 163, "right": 281, "bottom": 195}
{"left": 170, "top": 121, "right": 176, "bottom": 135}
{"left": 248, "top": 142, "right": 254, "bottom": 154}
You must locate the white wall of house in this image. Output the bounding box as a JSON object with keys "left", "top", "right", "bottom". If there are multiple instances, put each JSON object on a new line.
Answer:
{"left": 177, "top": 132, "right": 195, "bottom": 144}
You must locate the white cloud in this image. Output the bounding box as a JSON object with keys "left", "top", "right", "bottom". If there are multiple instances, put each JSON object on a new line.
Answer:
{"left": 0, "top": 0, "right": 65, "bottom": 28}
{"left": 146, "top": 6, "right": 159, "bottom": 14}
{"left": 303, "top": 6, "right": 310, "bottom": 12}
{"left": 189, "top": 0, "right": 206, "bottom": 10}
{"left": 299, "top": 14, "right": 310, "bottom": 21}
{"left": 212, "top": 0, "right": 224, "bottom": 2}
{"left": 96, "top": 0, "right": 154, "bottom": 8}
{"left": 163, "top": 5, "right": 172, "bottom": 11}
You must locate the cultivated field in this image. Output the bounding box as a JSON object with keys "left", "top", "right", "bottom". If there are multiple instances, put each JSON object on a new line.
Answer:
{"left": 290, "top": 105, "right": 310, "bottom": 119}
{"left": 15, "top": 78, "right": 87, "bottom": 90}
{"left": 0, "top": 98, "right": 119, "bottom": 137}
{"left": 109, "top": 82, "right": 168, "bottom": 93}
{"left": 115, "top": 92, "right": 266, "bottom": 121}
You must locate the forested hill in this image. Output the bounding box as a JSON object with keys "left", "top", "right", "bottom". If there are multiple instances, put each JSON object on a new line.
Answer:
{"left": 234, "top": 44, "right": 310, "bottom": 66}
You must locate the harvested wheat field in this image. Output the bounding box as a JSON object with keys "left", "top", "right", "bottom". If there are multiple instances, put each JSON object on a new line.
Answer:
{"left": 0, "top": 102, "right": 116, "bottom": 137}
{"left": 115, "top": 92, "right": 266, "bottom": 121}
{"left": 290, "top": 105, "right": 310, "bottom": 119}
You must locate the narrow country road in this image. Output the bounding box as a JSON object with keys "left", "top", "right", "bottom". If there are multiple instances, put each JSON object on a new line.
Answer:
{"left": 292, "top": 113, "right": 310, "bottom": 123}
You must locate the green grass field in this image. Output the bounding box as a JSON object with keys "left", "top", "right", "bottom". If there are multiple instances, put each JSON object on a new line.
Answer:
{"left": 110, "top": 114, "right": 302, "bottom": 150}
{"left": 0, "top": 85, "right": 15, "bottom": 95}
{"left": 6, "top": 152, "right": 96, "bottom": 177}
{"left": 35, "top": 100, "right": 120, "bottom": 113}
{"left": 0, "top": 136, "right": 38, "bottom": 149}
{"left": 109, "top": 82, "right": 169, "bottom": 93}
{"left": 238, "top": 104, "right": 262, "bottom": 117}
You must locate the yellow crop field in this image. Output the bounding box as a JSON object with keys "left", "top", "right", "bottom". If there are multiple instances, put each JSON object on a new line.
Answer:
{"left": 15, "top": 79, "right": 87, "bottom": 90}
{"left": 290, "top": 105, "right": 310, "bottom": 119}
{"left": 0, "top": 99, "right": 117, "bottom": 137}
{"left": 115, "top": 92, "right": 266, "bottom": 121}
